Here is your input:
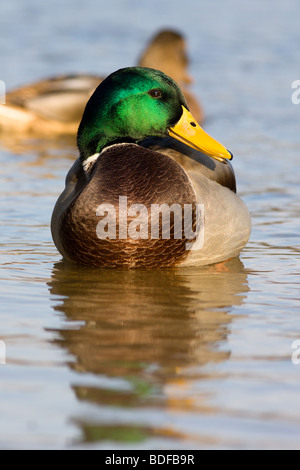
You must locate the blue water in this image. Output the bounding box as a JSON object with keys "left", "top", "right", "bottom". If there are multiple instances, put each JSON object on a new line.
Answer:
{"left": 0, "top": 0, "right": 300, "bottom": 449}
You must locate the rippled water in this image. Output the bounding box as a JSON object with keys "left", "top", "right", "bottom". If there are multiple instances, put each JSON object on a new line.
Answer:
{"left": 1, "top": 0, "right": 300, "bottom": 449}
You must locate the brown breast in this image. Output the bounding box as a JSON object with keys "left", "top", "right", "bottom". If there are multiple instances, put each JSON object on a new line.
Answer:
{"left": 60, "top": 144, "right": 197, "bottom": 268}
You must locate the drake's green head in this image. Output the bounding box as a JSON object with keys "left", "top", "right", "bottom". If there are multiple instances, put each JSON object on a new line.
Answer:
{"left": 77, "top": 67, "right": 185, "bottom": 160}
{"left": 77, "top": 67, "right": 232, "bottom": 163}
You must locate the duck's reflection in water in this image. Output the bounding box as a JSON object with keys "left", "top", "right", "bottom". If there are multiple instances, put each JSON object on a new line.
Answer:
{"left": 48, "top": 259, "right": 249, "bottom": 446}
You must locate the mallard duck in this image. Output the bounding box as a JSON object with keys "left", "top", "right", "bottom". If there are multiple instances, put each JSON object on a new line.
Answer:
{"left": 138, "top": 29, "right": 203, "bottom": 123}
{"left": 0, "top": 30, "right": 202, "bottom": 135}
{"left": 51, "top": 67, "right": 251, "bottom": 268}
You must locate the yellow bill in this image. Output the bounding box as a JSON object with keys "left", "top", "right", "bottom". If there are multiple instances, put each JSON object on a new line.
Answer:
{"left": 168, "top": 106, "right": 233, "bottom": 163}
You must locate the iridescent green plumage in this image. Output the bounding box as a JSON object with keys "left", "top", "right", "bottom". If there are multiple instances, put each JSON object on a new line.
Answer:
{"left": 77, "top": 67, "right": 187, "bottom": 161}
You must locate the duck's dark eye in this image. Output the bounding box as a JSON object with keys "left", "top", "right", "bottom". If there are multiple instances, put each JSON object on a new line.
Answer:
{"left": 148, "top": 89, "right": 162, "bottom": 99}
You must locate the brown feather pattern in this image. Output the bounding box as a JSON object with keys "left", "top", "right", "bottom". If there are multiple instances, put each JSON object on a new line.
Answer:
{"left": 60, "top": 144, "right": 197, "bottom": 268}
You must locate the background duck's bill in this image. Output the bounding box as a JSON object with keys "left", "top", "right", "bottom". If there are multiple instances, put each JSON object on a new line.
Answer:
{"left": 95, "top": 197, "right": 205, "bottom": 251}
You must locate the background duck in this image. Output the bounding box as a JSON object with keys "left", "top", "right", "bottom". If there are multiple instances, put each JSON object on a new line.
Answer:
{"left": 0, "top": 29, "right": 202, "bottom": 136}
{"left": 51, "top": 67, "right": 251, "bottom": 268}
{"left": 0, "top": 74, "right": 103, "bottom": 135}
